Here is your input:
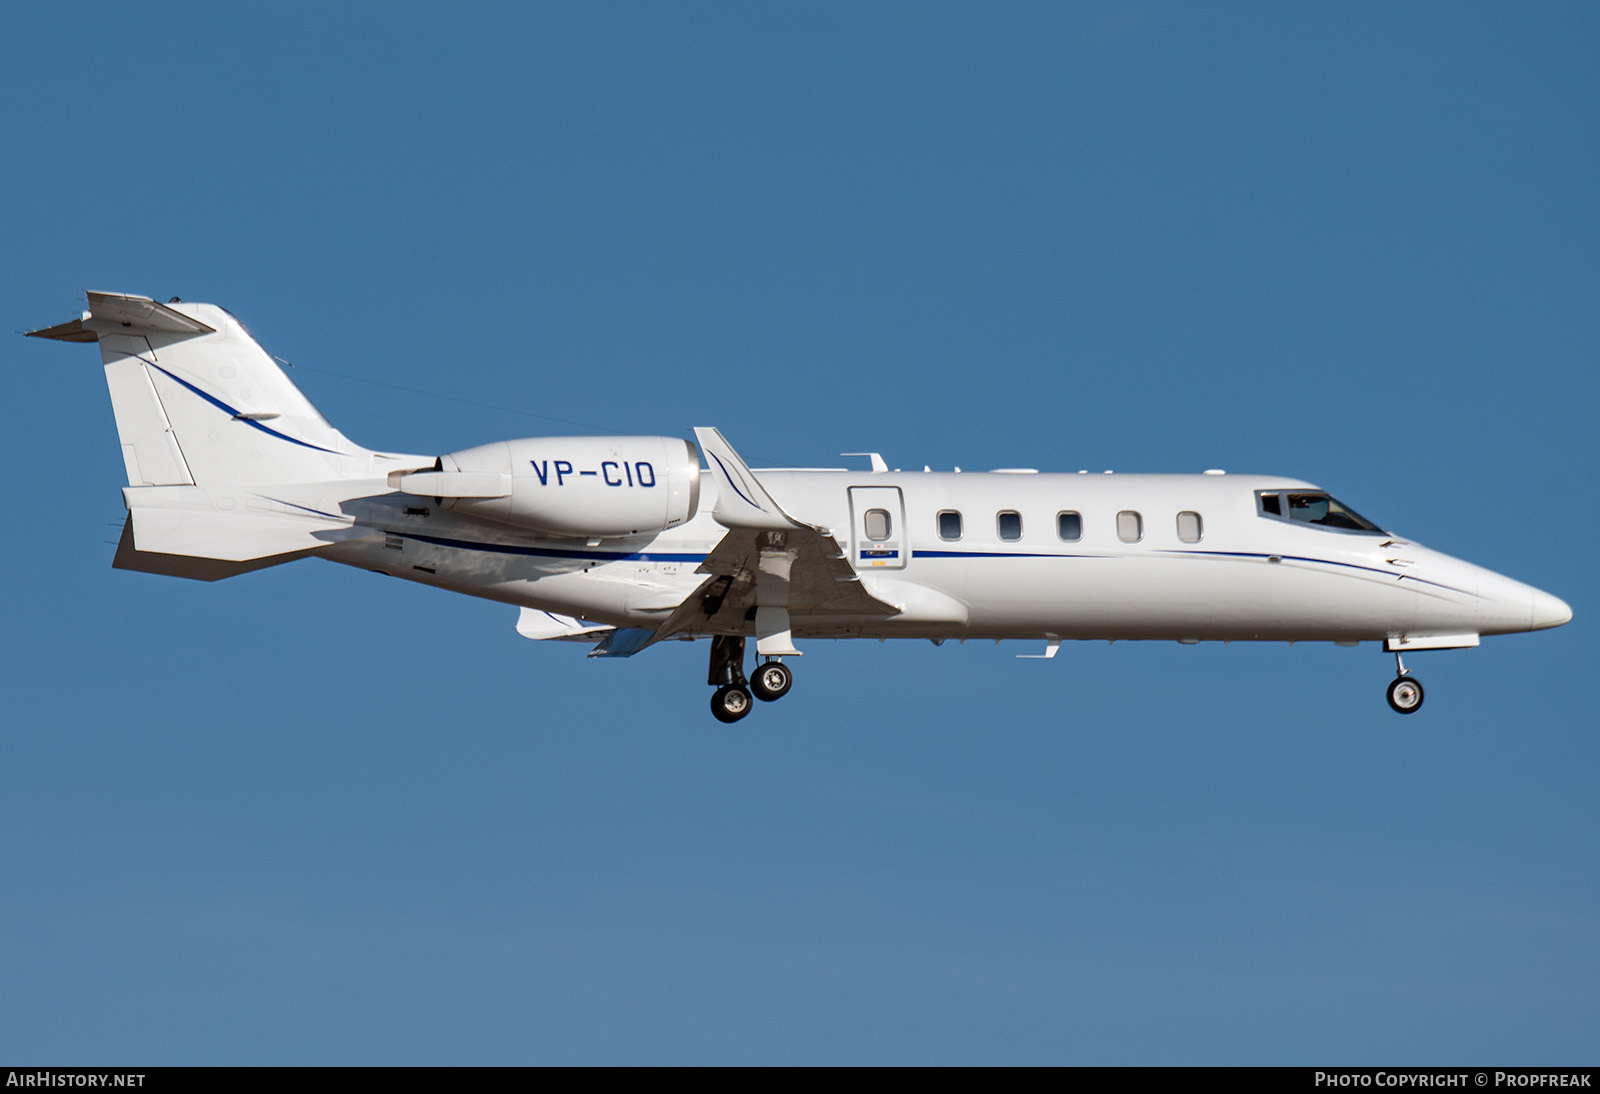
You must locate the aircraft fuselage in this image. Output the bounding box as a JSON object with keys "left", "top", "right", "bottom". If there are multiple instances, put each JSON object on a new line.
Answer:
{"left": 319, "top": 468, "right": 1564, "bottom": 646}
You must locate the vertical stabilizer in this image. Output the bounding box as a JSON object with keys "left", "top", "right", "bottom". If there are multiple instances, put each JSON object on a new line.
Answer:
{"left": 30, "top": 292, "right": 371, "bottom": 487}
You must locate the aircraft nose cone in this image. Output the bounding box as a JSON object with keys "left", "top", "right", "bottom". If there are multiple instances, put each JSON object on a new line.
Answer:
{"left": 1529, "top": 587, "right": 1573, "bottom": 631}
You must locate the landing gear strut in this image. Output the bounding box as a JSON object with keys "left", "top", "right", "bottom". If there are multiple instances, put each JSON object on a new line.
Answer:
{"left": 708, "top": 634, "right": 752, "bottom": 723}
{"left": 1386, "top": 651, "right": 1425, "bottom": 715}
{"left": 706, "top": 636, "right": 795, "bottom": 721}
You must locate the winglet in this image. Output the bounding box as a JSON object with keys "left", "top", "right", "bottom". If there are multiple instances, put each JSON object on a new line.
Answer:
{"left": 693, "top": 427, "right": 798, "bottom": 532}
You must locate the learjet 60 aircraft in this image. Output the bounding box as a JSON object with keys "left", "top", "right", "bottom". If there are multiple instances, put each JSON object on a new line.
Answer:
{"left": 30, "top": 292, "right": 1572, "bottom": 722}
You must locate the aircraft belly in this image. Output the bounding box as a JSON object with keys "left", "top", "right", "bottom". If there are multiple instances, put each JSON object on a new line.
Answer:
{"left": 321, "top": 533, "right": 702, "bottom": 627}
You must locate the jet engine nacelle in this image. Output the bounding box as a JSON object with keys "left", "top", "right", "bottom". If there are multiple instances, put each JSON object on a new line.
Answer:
{"left": 397, "top": 436, "right": 701, "bottom": 538}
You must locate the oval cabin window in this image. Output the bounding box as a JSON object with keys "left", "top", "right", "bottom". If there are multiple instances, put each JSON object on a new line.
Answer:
{"left": 1177, "top": 511, "right": 1202, "bottom": 543}
{"left": 1117, "top": 510, "right": 1143, "bottom": 543}
{"left": 864, "top": 508, "right": 892, "bottom": 541}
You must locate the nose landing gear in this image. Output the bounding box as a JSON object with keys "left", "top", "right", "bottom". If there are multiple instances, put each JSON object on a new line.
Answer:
{"left": 1386, "top": 651, "right": 1425, "bottom": 714}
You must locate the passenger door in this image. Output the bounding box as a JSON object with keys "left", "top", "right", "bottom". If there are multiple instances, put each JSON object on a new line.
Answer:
{"left": 849, "top": 486, "right": 907, "bottom": 571}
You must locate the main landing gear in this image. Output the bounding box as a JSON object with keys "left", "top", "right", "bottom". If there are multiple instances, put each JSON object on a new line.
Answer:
{"left": 707, "top": 635, "right": 794, "bottom": 723}
{"left": 1386, "top": 651, "right": 1425, "bottom": 715}
{"left": 752, "top": 660, "right": 793, "bottom": 702}
{"left": 711, "top": 683, "right": 753, "bottom": 723}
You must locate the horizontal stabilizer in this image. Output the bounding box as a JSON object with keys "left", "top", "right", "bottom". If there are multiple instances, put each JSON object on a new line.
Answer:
{"left": 112, "top": 516, "right": 306, "bottom": 582}
{"left": 124, "top": 485, "right": 362, "bottom": 561}
{"left": 27, "top": 292, "right": 216, "bottom": 343}
{"left": 515, "top": 608, "right": 613, "bottom": 642}
{"left": 25, "top": 317, "right": 98, "bottom": 343}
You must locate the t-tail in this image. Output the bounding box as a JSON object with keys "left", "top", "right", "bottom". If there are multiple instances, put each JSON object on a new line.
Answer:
{"left": 29, "top": 292, "right": 424, "bottom": 580}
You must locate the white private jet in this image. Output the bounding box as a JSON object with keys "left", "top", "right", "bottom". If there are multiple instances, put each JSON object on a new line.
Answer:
{"left": 30, "top": 292, "right": 1571, "bottom": 722}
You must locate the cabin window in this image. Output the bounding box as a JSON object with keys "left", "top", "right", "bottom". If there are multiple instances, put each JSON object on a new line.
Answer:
{"left": 1116, "top": 510, "right": 1143, "bottom": 543}
{"left": 1177, "top": 511, "right": 1203, "bottom": 543}
{"left": 997, "top": 511, "right": 1022, "bottom": 541}
{"left": 864, "top": 508, "right": 892, "bottom": 541}
{"left": 1057, "top": 511, "right": 1082, "bottom": 542}
{"left": 938, "top": 510, "right": 962, "bottom": 541}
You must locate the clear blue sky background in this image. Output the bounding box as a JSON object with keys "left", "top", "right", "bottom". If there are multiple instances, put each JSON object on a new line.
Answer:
{"left": 3, "top": 2, "right": 1594, "bottom": 1065}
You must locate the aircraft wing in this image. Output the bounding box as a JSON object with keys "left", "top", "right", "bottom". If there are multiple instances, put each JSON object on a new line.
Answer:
{"left": 698, "top": 524, "right": 898, "bottom": 617}
{"left": 643, "top": 430, "right": 898, "bottom": 645}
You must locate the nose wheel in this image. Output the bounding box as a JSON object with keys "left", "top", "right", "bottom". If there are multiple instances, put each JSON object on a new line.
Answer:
{"left": 1386, "top": 675, "right": 1425, "bottom": 714}
{"left": 1385, "top": 651, "right": 1425, "bottom": 714}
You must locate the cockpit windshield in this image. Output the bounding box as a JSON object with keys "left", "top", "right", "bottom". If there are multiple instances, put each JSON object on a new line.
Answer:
{"left": 1257, "top": 491, "right": 1385, "bottom": 534}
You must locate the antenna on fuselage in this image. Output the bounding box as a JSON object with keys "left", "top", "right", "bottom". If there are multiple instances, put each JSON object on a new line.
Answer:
{"left": 841, "top": 452, "right": 887, "bottom": 473}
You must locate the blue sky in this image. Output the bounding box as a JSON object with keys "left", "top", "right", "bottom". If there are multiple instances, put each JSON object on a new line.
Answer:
{"left": 3, "top": 2, "right": 1595, "bottom": 1064}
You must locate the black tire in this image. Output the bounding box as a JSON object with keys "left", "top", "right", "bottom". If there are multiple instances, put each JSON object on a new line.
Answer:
{"left": 751, "top": 661, "right": 793, "bottom": 702}
{"left": 1386, "top": 675, "right": 1425, "bottom": 715}
{"left": 711, "top": 684, "right": 754, "bottom": 723}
